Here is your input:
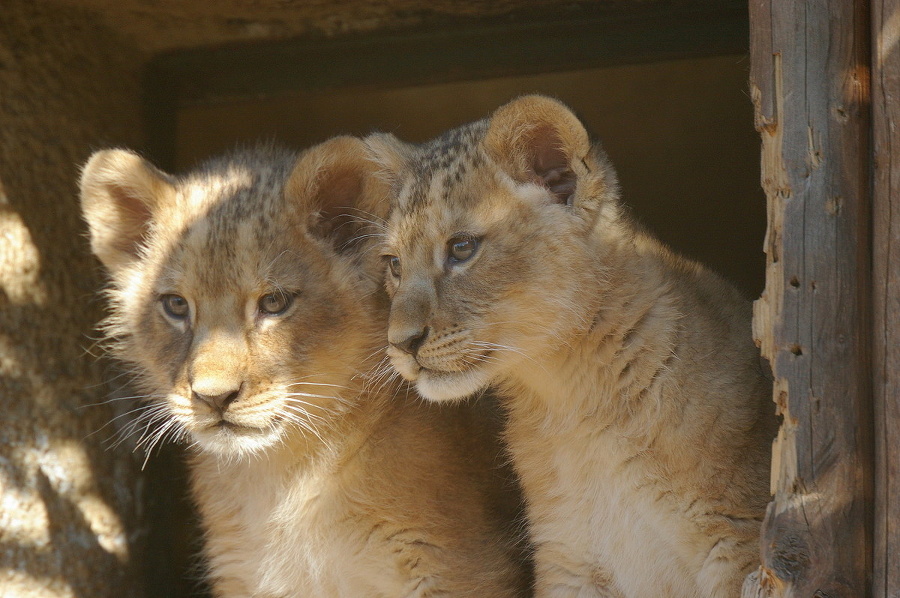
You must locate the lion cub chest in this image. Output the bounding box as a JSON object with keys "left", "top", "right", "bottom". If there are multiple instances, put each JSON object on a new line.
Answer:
{"left": 505, "top": 402, "right": 709, "bottom": 598}
{"left": 194, "top": 453, "right": 418, "bottom": 597}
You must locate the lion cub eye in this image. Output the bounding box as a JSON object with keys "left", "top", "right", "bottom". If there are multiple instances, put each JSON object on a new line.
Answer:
{"left": 387, "top": 256, "right": 402, "bottom": 279}
{"left": 161, "top": 294, "right": 189, "bottom": 320}
{"left": 258, "top": 292, "right": 293, "bottom": 316}
{"left": 448, "top": 236, "right": 479, "bottom": 264}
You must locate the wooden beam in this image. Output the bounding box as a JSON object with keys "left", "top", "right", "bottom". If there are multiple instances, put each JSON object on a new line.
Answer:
{"left": 142, "top": 2, "right": 746, "bottom": 169}
{"left": 144, "top": 2, "right": 747, "bottom": 107}
{"left": 872, "top": 0, "right": 900, "bottom": 595}
{"left": 743, "top": 0, "right": 873, "bottom": 596}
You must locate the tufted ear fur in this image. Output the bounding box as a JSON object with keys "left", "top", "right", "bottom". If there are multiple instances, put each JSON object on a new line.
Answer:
{"left": 80, "top": 149, "right": 175, "bottom": 274}
{"left": 286, "top": 136, "right": 391, "bottom": 255}
{"left": 363, "top": 132, "right": 416, "bottom": 188}
{"left": 484, "top": 95, "right": 616, "bottom": 209}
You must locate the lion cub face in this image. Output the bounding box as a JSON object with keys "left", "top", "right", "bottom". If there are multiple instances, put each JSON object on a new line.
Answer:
{"left": 368, "top": 96, "right": 620, "bottom": 402}
{"left": 81, "top": 139, "right": 384, "bottom": 457}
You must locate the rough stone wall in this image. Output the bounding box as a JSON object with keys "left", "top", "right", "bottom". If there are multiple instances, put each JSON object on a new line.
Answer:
{"left": 0, "top": 1, "right": 148, "bottom": 595}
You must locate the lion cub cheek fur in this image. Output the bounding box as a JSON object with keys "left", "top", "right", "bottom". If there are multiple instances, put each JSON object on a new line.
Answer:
{"left": 370, "top": 96, "right": 777, "bottom": 598}
{"left": 80, "top": 138, "right": 532, "bottom": 597}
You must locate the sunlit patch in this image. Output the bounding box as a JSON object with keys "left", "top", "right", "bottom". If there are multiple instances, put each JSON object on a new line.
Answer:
{"left": 185, "top": 168, "right": 254, "bottom": 212}
{"left": 0, "top": 470, "right": 50, "bottom": 547}
{"left": 0, "top": 211, "right": 47, "bottom": 306}
{"left": 878, "top": 7, "right": 900, "bottom": 67}
{"left": 2, "top": 441, "right": 130, "bottom": 565}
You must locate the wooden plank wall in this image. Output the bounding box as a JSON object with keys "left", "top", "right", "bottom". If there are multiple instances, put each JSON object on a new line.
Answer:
{"left": 743, "top": 0, "right": 873, "bottom": 596}
{"left": 873, "top": 0, "right": 900, "bottom": 595}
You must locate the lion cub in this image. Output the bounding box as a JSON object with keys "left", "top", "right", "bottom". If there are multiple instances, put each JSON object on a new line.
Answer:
{"left": 80, "top": 138, "right": 532, "bottom": 597}
{"left": 368, "top": 96, "right": 777, "bottom": 598}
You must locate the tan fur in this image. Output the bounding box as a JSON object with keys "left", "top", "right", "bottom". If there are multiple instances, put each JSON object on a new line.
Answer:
{"left": 368, "top": 96, "right": 777, "bottom": 598}
{"left": 80, "top": 138, "right": 532, "bottom": 597}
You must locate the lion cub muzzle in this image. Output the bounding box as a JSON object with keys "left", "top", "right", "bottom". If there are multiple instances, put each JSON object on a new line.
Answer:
{"left": 389, "top": 326, "right": 429, "bottom": 356}
{"left": 188, "top": 327, "right": 248, "bottom": 417}
{"left": 386, "top": 275, "right": 497, "bottom": 402}
{"left": 191, "top": 386, "right": 241, "bottom": 415}
{"left": 387, "top": 277, "right": 435, "bottom": 357}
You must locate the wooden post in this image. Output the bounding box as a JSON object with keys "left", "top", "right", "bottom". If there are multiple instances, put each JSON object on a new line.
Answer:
{"left": 743, "top": 0, "right": 873, "bottom": 596}
{"left": 872, "top": 0, "right": 900, "bottom": 595}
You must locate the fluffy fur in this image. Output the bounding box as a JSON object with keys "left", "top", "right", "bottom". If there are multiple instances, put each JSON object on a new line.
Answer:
{"left": 80, "top": 138, "right": 533, "bottom": 597}
{"left": 367, "top": 96, "right": 777, "bottom": 598}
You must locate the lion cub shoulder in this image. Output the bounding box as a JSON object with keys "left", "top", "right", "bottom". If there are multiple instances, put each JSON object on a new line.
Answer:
{"left": 80, "top": 139, "right": 532, "bottom": 597}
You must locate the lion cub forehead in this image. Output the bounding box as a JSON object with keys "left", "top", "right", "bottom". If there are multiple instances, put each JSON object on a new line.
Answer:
{"left": 179, "top": 154, "right": 293, "bottom": 217}
{"left": 163, "top": 213, "right": 309, "bottom": 297}
{"left": 151, "top": 153, "right": 311, "bottom": 296}
{"left": 395, "top": 121, "right": 489, "bottom": 209}
{"left": 389, "top": 169, "right": 529, "bottom": 258}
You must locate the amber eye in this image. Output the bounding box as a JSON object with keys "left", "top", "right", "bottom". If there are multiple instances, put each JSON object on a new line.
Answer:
{"left": 448, "top": 236, "right": 479, "bottom": 263}
{"left": 161, "top": 294, "right": 189, "bottom": 319}
{"left": 387, "top": 256, "right": 402, "bottom": 279}
{"left": 258, "top": 292, "right": 293, "bottom": 316}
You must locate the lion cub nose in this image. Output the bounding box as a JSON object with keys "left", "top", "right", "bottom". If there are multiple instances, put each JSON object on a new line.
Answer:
{"left": 191, "top": 382, "right": 242, "bottom": 413}
{"left": 390, "top": 326, "right": 429, "bottom": 356}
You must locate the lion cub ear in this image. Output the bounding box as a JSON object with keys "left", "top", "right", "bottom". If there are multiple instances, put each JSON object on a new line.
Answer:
{"left": 286, "top": 136, "right": 389, "bottom": 254}
{"left": 80, "top": 149, "right": 175, "bottom": 274}
{"left": 485, "top": 95, "right": 615, "bottom": 209}
{"left": 363, "top": 132, "right": 415, "bottom": 185}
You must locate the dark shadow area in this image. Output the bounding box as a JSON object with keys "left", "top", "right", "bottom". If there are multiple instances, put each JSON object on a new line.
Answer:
{"left": 142, "top": 443, "right": 211, "bottom": 598}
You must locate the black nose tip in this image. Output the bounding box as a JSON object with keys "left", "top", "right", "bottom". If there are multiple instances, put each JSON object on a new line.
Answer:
{"left": 390, "top": 327, "right": 429, "bottom": 356}
{"left": 192, "top": 389, "right": 241, "bottom": 413}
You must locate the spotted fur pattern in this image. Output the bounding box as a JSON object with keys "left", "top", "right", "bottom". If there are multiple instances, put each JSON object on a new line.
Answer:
{"left": 369, "top": 96, "right": 777, "bottom": 598}
{"left": 80, "top": 139, "right": 533, "bottom": 597}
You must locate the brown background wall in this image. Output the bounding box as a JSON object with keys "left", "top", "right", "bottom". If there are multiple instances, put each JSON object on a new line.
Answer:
{"left": 0, "top": 0, "right": 148, "bottom": 595}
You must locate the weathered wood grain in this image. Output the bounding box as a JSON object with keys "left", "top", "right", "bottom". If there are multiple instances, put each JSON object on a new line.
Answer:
{"left": 744, "top": 0, "right": 873, "bottom": 596}
{"left": 873, "top": 0, "right": 900, "bottom": 595}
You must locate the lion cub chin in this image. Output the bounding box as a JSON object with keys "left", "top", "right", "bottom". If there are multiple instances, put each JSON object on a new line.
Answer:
{"left": 80, "top": 138, "right": 532, "bottom": 597}
{"left": 368, "top": 96, "right": 778, "bottom": 598}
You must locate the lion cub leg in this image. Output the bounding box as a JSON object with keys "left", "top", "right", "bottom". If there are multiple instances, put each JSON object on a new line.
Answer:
{"left": 696, "top": 532, "right": 760, "bottom": 598}
{"left": 534, "top": 549, "right": 624, "bottom": 598}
